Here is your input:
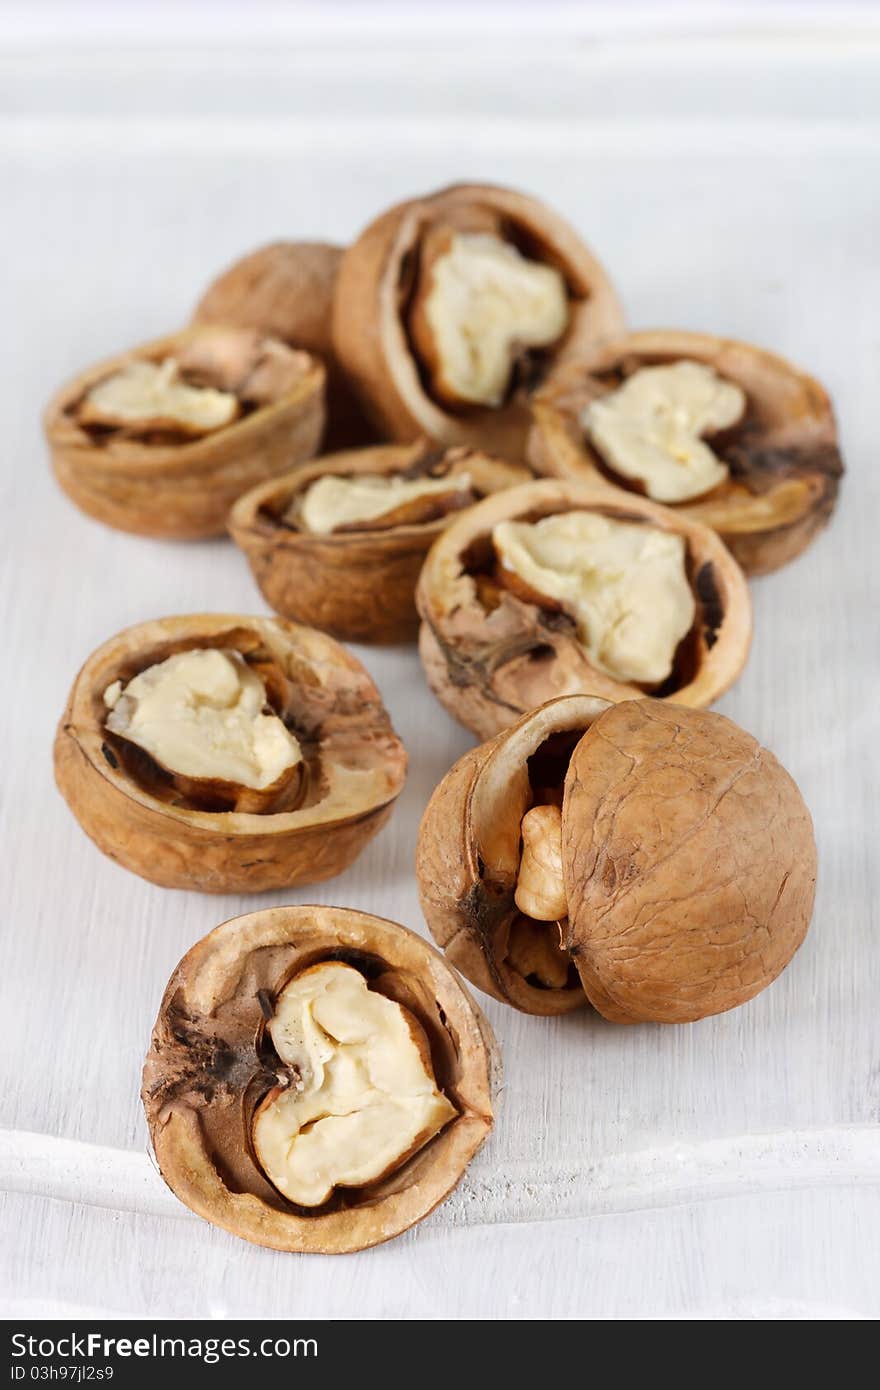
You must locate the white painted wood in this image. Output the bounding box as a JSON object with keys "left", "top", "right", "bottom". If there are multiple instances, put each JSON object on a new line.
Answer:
{"left": 1, "top": 13, "right": 878, "bottom": 1320}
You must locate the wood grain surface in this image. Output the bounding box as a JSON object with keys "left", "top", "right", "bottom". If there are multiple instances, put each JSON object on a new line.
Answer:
{"left": 1, "top": 17, "right": 878, "bottom": 1319}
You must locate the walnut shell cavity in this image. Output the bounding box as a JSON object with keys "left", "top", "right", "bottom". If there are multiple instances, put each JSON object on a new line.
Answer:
{"left": 416, "top": 478, "right": 752, "bottom": 740}
{"left": 332, "top": 182, "right": 625, "bottom": 462}
{"left": 529, "top": 330, "right": 844, "bottom": 575}
{"left": 192, "top": 241, "right": 375, "bottom": 450}
{"left": 417, "top": 697, "right": 816, "bottom": 1021}
{"left": 54, "top": 614, "right": 407, "bottom": 893}
{"left": 417, "top": 694, "right": 611, "bottom": 1015}
{"left": 228, "top": 441, "right": 532, "bottom": 644}
{"left": 142, "top": 905, "right": 497, "bottom": 1252}
{"left": 45, "top": 326, "right": 326, "bottom": 539}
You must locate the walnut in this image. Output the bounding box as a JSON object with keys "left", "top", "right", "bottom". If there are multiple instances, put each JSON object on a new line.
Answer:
{"left": 44, "top": 326, "right": 325, "bottom": 539}
{"left": 417, "top": 696, "right": 816, "bottom": 1021}
{"left": 416, "top": 478, "right": 751, "bottom": 740}
{"left": 228, "top": 440, "right": 530, "bottom": 643}
{"left": 332, "top": 182, "right": 624, "bottom": 461}
{"left": 54, "top": 614, "right": 406, "bottom": 892}
{"left": 492, "top": 510, "right": 696, "bottom": 685}
{"left": 582, "top": 360, "right": 745, "bottom": 502}
{"left": 529, "top": 330, "right": 844, "bottom": 575}
{"left": 192, "top": 240, "right": 375, "bottom": 449}
{"left": 143, "top": 905, "right": 496, "bottom": 1251}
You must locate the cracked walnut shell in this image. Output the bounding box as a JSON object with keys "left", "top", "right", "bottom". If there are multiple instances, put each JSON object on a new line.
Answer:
{"left": 529, "top": 330, "right": 844, "bottom": 575}
{"left": 417, "top": 696, "right": 816, "bottom": 1021}
{"left": 416, "top": 478, "right": 752, "bottom": 740}
{"left": 228, "top": 440, "right": 531, "bottom": 643}
{"left": 332, "top": 182, "right": 624, "bottom": 461}
{"left": 143, "top": 905, "right": 496, "bottom": 1252}
{"left": 44, "top": 326, "right": 325, "bottom": 538}
{"left": 54, "top": 614, "right": 406, "bottom": 893}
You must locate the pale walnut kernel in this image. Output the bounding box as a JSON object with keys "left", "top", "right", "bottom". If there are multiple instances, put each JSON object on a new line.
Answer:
{"left": 252, "top": 962, "right": 456, "bottom": 1206}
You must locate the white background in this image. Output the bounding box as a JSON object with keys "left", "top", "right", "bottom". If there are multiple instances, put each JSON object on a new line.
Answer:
{"left": 1, "top": 1, "right": 879, "bottom": 1320}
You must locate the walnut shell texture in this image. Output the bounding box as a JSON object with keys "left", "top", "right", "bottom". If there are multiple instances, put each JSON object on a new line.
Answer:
{"left": 45, "top": 326, "right": 325, "bottom": 539}
{"left": 228, "top": 441, "right": 532, "bottom": 643}
{"left": 192, "top": 241, "right": 374, "bottom": 449}
{"left": 416, "top": 478, "right": 752, "bottom": 740}
{"left": 529, "top": 330, "right": 843, "bottom": 575}
{"left": 417, "top": 695, "right": 610, "bottom": 1015}
{"left": 332, "top": 182, "right": 625, "bottom": 461}
{"left": 142, "top": 905, "right": 496, "bottom": 1252}
{"left": 417, "top": 697, "right": 815, "bottom": 1021}
{"left": 561, "top": 700, "right": 817, "bottom": 1022}
{"left": 54, "top": 614, "right": 407, "bottom": 892}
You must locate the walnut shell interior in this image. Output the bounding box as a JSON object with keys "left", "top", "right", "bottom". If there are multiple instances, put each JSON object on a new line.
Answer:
{"left": 45, "top": 326, "right": 325, "bottom": 538}
{"left": 417, "top": 697, "right": 816, "bottom": 1022}
{"left": 143, "top": 905, "right": 496, "bottom": 1252}
{"left": 229, "top": 440, "right": 531, "bottom": 643}
{"left": 416, "top": 478, "right": 752, "bottom": 740}
{"left": 332, "top": 182, "right": 625, "bottom": 461}
{"left": 529, "top": 330, "right": 843, "bottom": 575}
{"left": 54, "top": 614, "right": 407, "bottom": 893}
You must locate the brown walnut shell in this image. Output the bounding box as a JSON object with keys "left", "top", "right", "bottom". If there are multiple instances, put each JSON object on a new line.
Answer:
{"left": 332, "top": 182, "right": 624, "bottom": 461}
{"left": 529, "top": 330, "right": 844, "bottom": 575}
{"left": 192, "top": 241, "right": 374, "bottom": 449}
{"left": 143, "top": 905, "right": 496, "bottom": 1252}
{"left": 417, "top": 697, "right": 816, "bottom": 1022}
{"left": 417, "top": 694, "right": 610, "bottom": 1015}
{"left": 54, "top": 614, "right": 407, "bottom": 893}
{"left": 45, "top": 326, "right": 325, "bottom": 539}
{"left": 416, "top": 477, "right": 752, "bottom": 740}
{"left": 228, "top": 440, "right": 531, "bottom": 643}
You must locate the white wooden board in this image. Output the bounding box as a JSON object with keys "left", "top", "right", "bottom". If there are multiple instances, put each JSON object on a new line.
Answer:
{"left": 1, "top": 10, "right": 879, "bottom": 1320}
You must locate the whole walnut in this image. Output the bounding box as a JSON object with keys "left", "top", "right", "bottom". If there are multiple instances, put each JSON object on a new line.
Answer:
{"left": 417, "top": 696, "right": 816, "bottom": 1022}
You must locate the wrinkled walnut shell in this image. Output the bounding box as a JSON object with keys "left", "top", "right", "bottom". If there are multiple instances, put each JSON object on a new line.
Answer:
{"left": 143, "top": 905, "right": 496, "bottom": 1252}
{"left": 417, "top": 697, "right": 816, "bottom": 1021}
{"left": 228, "top": 441, "right": 531, "bottom": 643}
{"left": 192, "top": 241, "right": 374, "bottom": 449}
{"left": 529, "top": 330, "right": 843, "bottom": 575}
{"left": 332, "top": 182, "right": 624, "bottom": 461}
{"left": 416, "top": 478, "right": 751, "bottom": 740}
{"left": 45, "top": 326, "right": 325, "bottom": 539}
{"left": 54, "top": 614, "right": 406, "bottom": 892}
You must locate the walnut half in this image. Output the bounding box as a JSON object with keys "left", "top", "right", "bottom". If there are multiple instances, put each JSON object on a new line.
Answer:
{"left": 332, "top": 182, "right": 624, "bottom": 461}
{"left": 143, "top": 905, "right": 497, "bottom": 1252}
{"left": 44, "top": 326, "right": 325, "bottom": 539}
{"left": 417, "top": 696, "right": 816, "bottom": 1022}
{"left": 54, "top": 614, "right": 407, "bottom": 893}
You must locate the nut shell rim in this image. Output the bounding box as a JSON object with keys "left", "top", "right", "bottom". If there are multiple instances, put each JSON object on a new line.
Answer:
{"left": 142, "top": 904, "right": 497, "bottom": 1253}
